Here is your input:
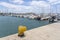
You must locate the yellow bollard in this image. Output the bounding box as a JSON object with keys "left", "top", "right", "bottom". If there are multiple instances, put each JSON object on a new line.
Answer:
{"left": 18, "top": 26, "right": 27, "bottom": 37}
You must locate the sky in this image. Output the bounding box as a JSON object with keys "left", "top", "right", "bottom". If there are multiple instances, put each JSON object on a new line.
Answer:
{"left": 0, "top": 0, "right": 60, "bottom": 14}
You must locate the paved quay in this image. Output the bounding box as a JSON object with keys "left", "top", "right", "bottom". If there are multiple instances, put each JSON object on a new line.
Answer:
{"left": 0, "top": 22, "right": 60, "bottom": 40}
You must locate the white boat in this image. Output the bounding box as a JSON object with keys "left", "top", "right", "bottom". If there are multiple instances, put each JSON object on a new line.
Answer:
{"left": 54, "top": 19, "right": 58, "bottom": 21}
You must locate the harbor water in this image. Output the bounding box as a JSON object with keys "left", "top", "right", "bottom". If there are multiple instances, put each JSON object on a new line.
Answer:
{"left": 0, "top": 16, "right": 49, "bottom": 38}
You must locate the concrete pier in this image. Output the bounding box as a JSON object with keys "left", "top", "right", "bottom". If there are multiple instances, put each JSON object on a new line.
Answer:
{"left": 0, "top": 22, "right": 60, "bottom": 40}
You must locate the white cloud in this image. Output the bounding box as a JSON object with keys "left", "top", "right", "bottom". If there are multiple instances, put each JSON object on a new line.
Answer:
{"left": 48, "top": 0, "right": 59, "bottom": 3}
{"left": 0, "top": 1, "right": 32, "bottom": 9}
{"left": 52, "top": 1, "right": 60, "bottom": 5}
{"left": 0, "top": 0, "right": 60, "bottom": 13}
{"left": 9, "top": 0, "right": 24, "bottom": 4}
{"left": 0, "top": 2, "right": 19, "bottom": 9}
{"left": 0, "top": 1, "right": 33, "bottom": 13}
{"left": 47, "top": 0, "right": 60, "bottom": 5}
{"left": 32, "top": 0, "right": 60, "bottom": 5}
{"left": 0, "top": 1, "right": 49, "bottom": 9}
{"left": 0, "top": 1, "right": 51, "bottom": 13}
{"left": 30, "top": 1, "right": 50, "bottom": 7}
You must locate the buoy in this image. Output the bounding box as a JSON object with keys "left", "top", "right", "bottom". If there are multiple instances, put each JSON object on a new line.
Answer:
{"left": 18, "top": 26, "right": 27, "bottom": 37}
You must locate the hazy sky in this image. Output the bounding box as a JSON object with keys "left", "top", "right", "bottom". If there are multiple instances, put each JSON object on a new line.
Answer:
{"left": 0, "top": 0, "right": 60, "bottom": 14}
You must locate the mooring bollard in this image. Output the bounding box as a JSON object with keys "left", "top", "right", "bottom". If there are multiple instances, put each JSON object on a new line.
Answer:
{"left": 18, "top": 26, "right": 27, "bottom": 37}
